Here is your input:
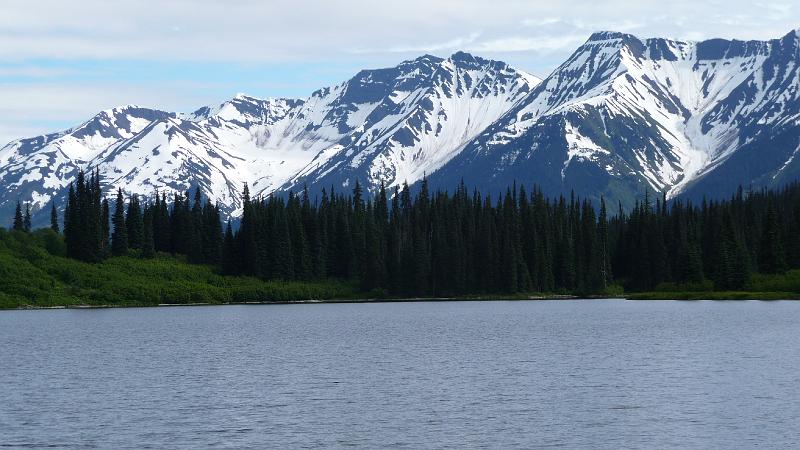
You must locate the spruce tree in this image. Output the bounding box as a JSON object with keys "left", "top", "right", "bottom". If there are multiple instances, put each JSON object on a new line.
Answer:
{"left": 239, "top": 183, "right": 258, "bottom": 276}
{"left": 126, "top": 196, "right": 144, "bottom": 250}
{"left": 759, "top": 201, "right": 787, "bottom": 273}
{"left": 12, "top": 201, "right": 24, "bottom": 231}
{"left": 23, "top": 203, "right": 32, "bottom": 232}
{"left": 101, "top": 198, "right": 110, "bottom": 255}
{"left": 141, "top": 205, "right": 156, "bottom": 259}
{"left": 111, "top": 188, "right": 128, "bottom": 256}
{"left": 50, "top": 201, "right": 60, "bottom": 233}
{"left": 597, "top": 197, "right": 610, "bottom": 290}
{"left": 202, "top": 202, "right": 223, "bottom": 265}
{"left": 64, "top": 184, "right": 78, "bottom": 258}
{"left": 222, "top": 221, "right": 239, "bottom": 275}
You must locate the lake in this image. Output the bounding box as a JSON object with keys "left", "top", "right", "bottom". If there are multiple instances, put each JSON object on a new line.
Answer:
{"left": 1, "top": 299, "right": 799, "bottom": 448}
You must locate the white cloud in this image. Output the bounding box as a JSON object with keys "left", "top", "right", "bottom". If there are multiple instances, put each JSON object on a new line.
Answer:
{"left": 1, "top": 0, "right": 796, "bottom": 62}
{"left": 0, "top": 82, "right": 218, "bottom": 144}
{"left": 0, "top": 0, "right": 797, "bottom": 144}
{"left": 385, "top": 33, "right": 483, "bottom": 54}
{"left": 468, "top": 35, "right": 587, "bottom": 53}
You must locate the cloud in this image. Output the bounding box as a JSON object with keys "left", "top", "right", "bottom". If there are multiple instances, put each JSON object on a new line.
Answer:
{"left": 1, "top": 0, "right": 795, "bottom": 62}
{"left": 0, "top": 81, "right": 214, "bottom": 144}
{"left": 468, "top": 35, "right": 588, "bottom": 53}
{"left": 362, "top": 33, "right": 483, "bottom": 54}
{"left": 0, "top": 0, "right": 797, "bottom": 144}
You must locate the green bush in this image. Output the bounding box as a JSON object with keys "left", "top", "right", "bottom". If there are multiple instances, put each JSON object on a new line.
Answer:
{"left": 0, "top": 228, "right": 359, "bottom": 308}
{"left": 653, "top": 279, "right": 714, "bottom": 292}
{"left": 747, "top": 270, "right": 800, "bottom": 293}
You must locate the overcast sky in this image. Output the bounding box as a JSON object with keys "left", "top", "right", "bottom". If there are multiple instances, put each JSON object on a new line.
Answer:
{"left": 1, "top": 0, "right": 797, "bottom": 145}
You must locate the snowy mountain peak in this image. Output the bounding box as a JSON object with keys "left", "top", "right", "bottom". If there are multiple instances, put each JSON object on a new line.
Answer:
{"left": 586, "top": 30, "right": 636, "bottom": 43}
{"left": 447, "top": 51, "right": 488, "bottom": 65}
{"left": 3, "top": 29, "right": 799, "bottom": 226}
{"left": 429, "top": 28, "right": 800, "bottom": 208}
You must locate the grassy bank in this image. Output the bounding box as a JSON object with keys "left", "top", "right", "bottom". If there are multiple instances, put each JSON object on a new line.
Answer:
{"left": 0, "top": 228, "right": 359, "bottom": 309}
{"left": 627, "top": 272, "right": 800, "bottom": 300}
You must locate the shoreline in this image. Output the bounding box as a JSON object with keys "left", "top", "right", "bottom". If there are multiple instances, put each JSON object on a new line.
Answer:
{"left": 7, "top": 293, "right": 799, "bottom": 310}
{"left": 12, "top": 294, "right": 586, "bottom": 310}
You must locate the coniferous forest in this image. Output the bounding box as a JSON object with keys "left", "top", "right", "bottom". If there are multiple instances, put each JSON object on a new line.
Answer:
{"left": 9, "top": 169, "right": 800, "bottom": 298}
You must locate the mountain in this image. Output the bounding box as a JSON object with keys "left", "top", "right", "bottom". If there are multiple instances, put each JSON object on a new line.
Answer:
{"left": 0, "top": 53, "right": 539, "bottom": 223}
{"left": 428, "top": 29, "right": 800, "bottom": 206}
{"left": 278, "top": 52, "right": 539, "bottom": 195}
{"left": 0, "top": 106, "right": 174, "bottom": 222}
{"left": 2, "top": 29, "right": 800, "bottom": 225}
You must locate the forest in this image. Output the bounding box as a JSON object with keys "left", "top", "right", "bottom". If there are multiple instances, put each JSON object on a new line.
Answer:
{"left": 7, "top": 169, "right": 800, "bottom": 298}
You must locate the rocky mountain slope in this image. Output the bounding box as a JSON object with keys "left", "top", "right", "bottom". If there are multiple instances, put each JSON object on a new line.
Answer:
{"left": 2, "top": 29, "right": 799, "bottom": 224}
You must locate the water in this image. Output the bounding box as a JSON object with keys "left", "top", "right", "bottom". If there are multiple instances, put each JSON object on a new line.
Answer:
{"left": 1, "top": 300, "right": 799, "bottom": 448}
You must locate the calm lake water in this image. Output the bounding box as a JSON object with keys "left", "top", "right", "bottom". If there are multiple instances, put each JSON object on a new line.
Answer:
{"left": 1, "top": 300, "right": 799, "bottom": 448}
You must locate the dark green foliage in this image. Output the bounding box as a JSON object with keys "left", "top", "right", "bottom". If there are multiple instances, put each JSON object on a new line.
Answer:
{"left": 23, "top": 203, "right": 32, "bottom": 232}
{"left": 201, "top": 201, "right": 223, "bottom": 265}
{"left": 13, "top": 201, "right": 24, "bottom": 231}
{"left": 126, "top": 195, "right": 144, "bottom": 250}
{"left": 14, "top": 172, "right": 800, "bottom": 298}
{"left": 64, "top": 170, "right": 104, "bottom": 262}
{"left": 101, "top": 198, "right": 110, "bottom": 255}
{"left": 111, "top": 188, "right": 128, "bottom": 256}
{"left": 759, "top": 200, "right": 787, "bottom": 274}
{"left": 141, "top": 205, "right": 155, "bottom": 259}
{"left": 221, "top": 221, "right": 239, "bottom": 275}
{"left": 0, "top": 229, "right": 357, "bottom": 309}
{"left": 50, "top": 201, "right": 59, "bottom": 233}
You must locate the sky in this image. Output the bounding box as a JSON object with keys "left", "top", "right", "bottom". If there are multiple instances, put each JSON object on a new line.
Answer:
{"left": 1, "top": 0, "right": 797, "bottom": 145}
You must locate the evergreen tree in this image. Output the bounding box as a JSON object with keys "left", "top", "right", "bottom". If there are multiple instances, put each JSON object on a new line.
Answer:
{"left": 38, "top": 176, "right": 800, "bottom": 298}
{"left": 23, "top": 203, "right": 32, "bottom": 232}
{"left": 239, "top": 183, "right": 258, "bottom": 276}
{"left": 64, "top": 184, "right": 78, "bottom": 258}
{"left": 222, "top": 221, "right": 239, "bottom": 275}
{"left": 759, "top": 200, "right": 787, "bottom": 274}
{"left": 126, "top": 196, "right": 144, "bottom": 250}
{"left": 141, "top": 204, "right": 156, "bottom": 259}
{"left": 101, "top": 198, "right": 110, "bottom": 255}
{"left": 12, "top": 201, "right": 24, "bottom": 231}
{"left": 111, "top": 187, "right": 128, "bottom": 256}
{"left": 50, "top": 201, "right": 60, "bottom": 233}
{"left": 597, "top": 197, "right": 610, "bottom": 290}
{"left": 202, "top": 201, "right": 223, "bottom": 265}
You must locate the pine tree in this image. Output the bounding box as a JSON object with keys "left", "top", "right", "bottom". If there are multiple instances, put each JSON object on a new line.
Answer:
{"left": 759, "top": 200, "right": 787, "bottom": 274}
{"left": 141, "top": 204, "right": 155, "bottom": 259}
{"left": 597, "top": 197, "right": 610, "bottom": 290}
{"left": 111, "top": 187, "right": 128, "bottom": 256}
{"left": 202, "top": 202, "right": 223, "bottom": 265}
{"left": 126, "top": 196, "right": 144, "bottom": 250}
{"left": 239, "top": 183, "right": 258, "bottom": 276}
{"left": 50, "top": 201, "right": 60, "bottom": 233}
{"left": 64, "top": 184, "right": 78, "bottom": 258}
{"left": 12, "top": 201, "right": 24, "bottom": 231}
{"left": 83, "top": 169, "right": 104, "bottom": 262}
{"left": 188, "top": 189, "right": 204, "bottom": 262}
{"left": 101, "top": 198, "right": 110, "bottom": 255}
{"left": 23, "top": 203, "right": 32, "bottom": 232}
{"left": 43, "top": 175, "right": 800, "bottom": 298}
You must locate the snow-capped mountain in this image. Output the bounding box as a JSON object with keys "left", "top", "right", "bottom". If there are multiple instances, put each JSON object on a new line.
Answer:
{"left": 280, "top": 52, "right": 539, "bottom": 194}
{"left": 2, "top": 29, "right": 800, "bottom": 225}
{"left": 0, "top": 106, "right": 174, "bottom": 221}
{"left": 0, "top": 52, "right": 538, "bottom": 223}
{"left": 429, "top": 29, "right": 800, "bottom": 206}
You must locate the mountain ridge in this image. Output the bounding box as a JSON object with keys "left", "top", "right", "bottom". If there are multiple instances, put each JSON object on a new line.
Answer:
{"left": 1, "top": 30, "right": 799, "bottom": 225}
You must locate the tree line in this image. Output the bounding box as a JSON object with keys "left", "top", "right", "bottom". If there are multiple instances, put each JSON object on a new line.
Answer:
{"left": 14, "top": 169, "right": 800, "bottom": 295}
